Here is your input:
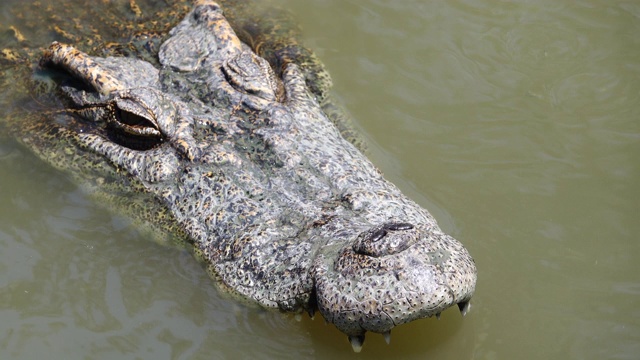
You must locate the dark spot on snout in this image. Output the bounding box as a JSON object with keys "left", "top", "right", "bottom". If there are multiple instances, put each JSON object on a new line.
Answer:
{"left": 362, "top": 222, "right": 416, "bottom": 244}
{"left": 353, "top": 222, "right": 418, "bottom": 257}
{"left": 367, "top": 228, "right": 387, "bottom": 242}
{"left": 384, "top": 222, "right": 414, "bottom": 231}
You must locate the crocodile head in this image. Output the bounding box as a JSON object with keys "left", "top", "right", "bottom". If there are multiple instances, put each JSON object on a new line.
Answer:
{"left": 9, "top": 1, "right": 476, "bottom": 350}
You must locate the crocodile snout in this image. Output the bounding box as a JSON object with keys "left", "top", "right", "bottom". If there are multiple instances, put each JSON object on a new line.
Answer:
{"left": 313, "top": 222, "right": 477, "bottom": 351}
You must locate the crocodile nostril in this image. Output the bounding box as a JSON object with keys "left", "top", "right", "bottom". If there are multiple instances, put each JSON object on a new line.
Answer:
{"left": 368, "top": 228, "right": 388, "bottom": 242}
{"left": 353, "top": 222, "right": 420, "bottom": 257}
{"left": 384, "top": 222, "right": 414, "bottom": 231}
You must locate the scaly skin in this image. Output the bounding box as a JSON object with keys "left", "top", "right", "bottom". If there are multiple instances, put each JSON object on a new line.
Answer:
{"left": 1, "top": 1, "right": 476, "bottom": 351}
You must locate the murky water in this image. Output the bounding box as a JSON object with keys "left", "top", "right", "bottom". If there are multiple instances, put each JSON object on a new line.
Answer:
{"left": 1, "top": 0, "right": 639, "bottom": 359}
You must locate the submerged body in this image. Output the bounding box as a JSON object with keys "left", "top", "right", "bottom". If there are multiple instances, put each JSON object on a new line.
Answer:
{"left": 1, "top": 1, "right": 476, "bottom": 350}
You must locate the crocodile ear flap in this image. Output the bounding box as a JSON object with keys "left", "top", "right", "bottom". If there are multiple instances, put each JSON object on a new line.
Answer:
{"left": 281, "top": 63, "right": 314, "bottom": 105}
{"left": 269, "top": 45, "right": 332, "bottom": 103}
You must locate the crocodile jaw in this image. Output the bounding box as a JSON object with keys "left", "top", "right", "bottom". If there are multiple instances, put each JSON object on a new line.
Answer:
{"left": 312, "top": 224, "right": 476, "bottom": 338}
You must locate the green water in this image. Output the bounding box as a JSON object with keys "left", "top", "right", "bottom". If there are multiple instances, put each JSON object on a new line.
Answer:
{"left": 1, "top": 0, "right": 639, "bottom": 358}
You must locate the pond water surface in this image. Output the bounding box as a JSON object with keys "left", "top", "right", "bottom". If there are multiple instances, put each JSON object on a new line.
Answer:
{"left": 1, "top": 0, "right": 639, "bottom": 359}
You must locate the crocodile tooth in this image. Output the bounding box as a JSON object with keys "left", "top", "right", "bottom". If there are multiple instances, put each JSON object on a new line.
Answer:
{"left": 307, "top": 308, "right": 315, "bottom": 320}
{"left": 349, "top": 335, "right": 365, "bottom": 353}
{"left": 383, "top": 331, "right": 391, "bottom": 345}
{"left": 458, "top": 300, "right": 471, "bottom": 316}
{"left": 436, "top": 312, "right": 441, "bottom": 320}
{"left": 294, "top": 313, "right": 302, "bottom": 322}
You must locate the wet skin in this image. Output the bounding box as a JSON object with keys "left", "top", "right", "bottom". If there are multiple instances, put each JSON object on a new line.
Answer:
{"left": 1, "top": 1, "right": 476, "bottom": 351}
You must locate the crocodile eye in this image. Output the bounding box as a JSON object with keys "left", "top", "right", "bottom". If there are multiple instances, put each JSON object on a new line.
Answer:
{"left": 106, "top": 103, "right": 164, "bottom": 150}
{"left": 113, "top": 107, "right": 162, "bottom": 137}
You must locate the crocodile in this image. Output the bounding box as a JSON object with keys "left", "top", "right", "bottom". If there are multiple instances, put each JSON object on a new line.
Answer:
{"left": 0, "top": 0, "right": 477, "bottom": 351}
